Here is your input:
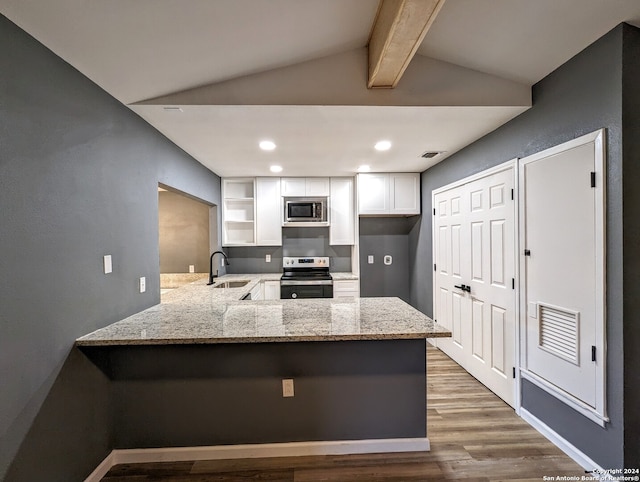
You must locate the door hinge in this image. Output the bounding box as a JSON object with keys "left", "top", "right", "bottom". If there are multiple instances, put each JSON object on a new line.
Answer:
{"left": 590, "top": 172, "right": 596, "bottom": 188}
{"left": 433, "top": 208, "right": 436, "bottom": 215}
{"left": 512, "top": 367, "right": 516, "bottom": 379}
{"left": 592, "top": 345, "right": 596, "bottom": 362}
{"left": 524, "top": 249, "right": 531, "bottom": 256}
{"left": 434, "top": 263, "right": 437, "bottom": 272}
{"left": 512, "top": 278, "right": 515, "bottom": 289}
{"left": 511, "top": 189, "right": 514, "bottom": 200}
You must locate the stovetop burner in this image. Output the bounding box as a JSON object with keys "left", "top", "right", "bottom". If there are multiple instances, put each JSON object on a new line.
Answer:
{"left": 281, "top": 257, "right": 332, "bottom": 281}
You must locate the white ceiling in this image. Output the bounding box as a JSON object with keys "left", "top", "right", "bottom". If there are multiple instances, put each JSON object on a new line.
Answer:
{"left": 2, "top": 0, "right": 640, "bottom": 177}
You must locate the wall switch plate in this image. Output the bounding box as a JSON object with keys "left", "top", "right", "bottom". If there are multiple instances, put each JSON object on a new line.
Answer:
{"left": 189, "top": 265, "right": 195, "bottom": 273}
{"left": 266, "top": 254, "right": 271, "bottom": 263}
{"left": 103, "top": 255, "right": 112, "bottom": 274}
{"left": 384, "top": 255, "right": 393, "bottom": 265}
{"left": 139, "top": 277, "right": 146, "bottom": 293}
{"left": 368, "top": 255, "right": 374, "bottom": 264}
{"left": 282, "top": 379, "right": 294, "bottom": 397}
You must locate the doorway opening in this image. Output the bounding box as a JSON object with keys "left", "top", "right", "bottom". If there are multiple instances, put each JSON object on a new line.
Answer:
{"left": 158, "top": 183, "right": 217, "bottom": 294}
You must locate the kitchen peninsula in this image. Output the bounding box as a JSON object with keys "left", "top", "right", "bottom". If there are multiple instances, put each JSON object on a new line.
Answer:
{"left": 77, "top": 276, "right": 451, "bottom": 458}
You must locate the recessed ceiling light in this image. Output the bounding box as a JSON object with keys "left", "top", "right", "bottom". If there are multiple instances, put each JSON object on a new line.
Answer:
{"left": 357, "top": 165, "right": 371, "bottom": 172}
{"left": 374, "top": 140, "right": 391, "bottom": 151}
{"left": 270, "top": 165, "right": 283, "bottom": 173}
{"left": 259, "top": 140, "right": 276, "bottom": 151}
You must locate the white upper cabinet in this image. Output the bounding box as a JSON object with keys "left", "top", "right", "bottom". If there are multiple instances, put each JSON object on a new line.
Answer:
{"left": 329, "top": 177, "right": 355, "bottom": 245}
{"left": 281, "top": 177, "right": 330, "bottom": 197}
{"left": 358, "top": 173, "right": 420, "bottom": 216}
{"left": 389, "top": 173, "right": 420, "bottom": 215}
{"left": 222, "top": 178, "right": 256, "bottom": 246}
{"left": 256, "top": 177, "right": 282, "bottom": 246}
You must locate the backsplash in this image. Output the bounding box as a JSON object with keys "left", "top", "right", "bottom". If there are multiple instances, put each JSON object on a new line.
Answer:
{"left": 225, "top": 227, "right": 351, "bottom": 273}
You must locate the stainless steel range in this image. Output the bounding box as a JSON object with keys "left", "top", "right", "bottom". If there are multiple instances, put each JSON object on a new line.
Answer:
{"left": 280, "top": 256, "right": 333, "bottom": 299}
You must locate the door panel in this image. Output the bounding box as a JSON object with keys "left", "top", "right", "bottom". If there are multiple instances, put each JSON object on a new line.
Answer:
{"left": 434, "top": 167, "right": 516, "bottom": 407}
{"left": 522, "top": 143, "right": 597, "bottom": 407}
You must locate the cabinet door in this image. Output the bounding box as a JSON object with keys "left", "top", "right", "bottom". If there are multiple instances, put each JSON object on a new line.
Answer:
{"left": 263, "top": 281, "right": 281, "bottom": 300}
{"left": 330, "top": 177, "right": 355, "bottom": 245}
{"left": 305, "top": 178, "right": 330, "bottom": 196}
{"left": 281, "top": 178, "right": 306, "bottom": 197}
{"left": 358, "top": 173, "right": 389, "bottom": 214}
{"left": 333, "top": 280, "right": 359, "bottom": 298}
{"left": 390, "top": 173, "right": 420, "bottom": 215}
{"left": 256, "top": 178, "right": 282, "bottom": 246}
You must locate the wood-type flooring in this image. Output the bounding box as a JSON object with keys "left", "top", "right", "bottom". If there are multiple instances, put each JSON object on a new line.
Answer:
{"left": 101, "top": 345, "right": 588, "bottom": 481}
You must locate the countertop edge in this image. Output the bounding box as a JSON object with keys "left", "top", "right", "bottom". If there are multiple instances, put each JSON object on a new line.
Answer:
{"left": 76, "top": 331, "right": 451, "bottom": 347}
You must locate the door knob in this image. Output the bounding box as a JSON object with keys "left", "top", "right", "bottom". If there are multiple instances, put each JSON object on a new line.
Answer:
{"left": 454, "top": 284, "right": 471, "bottom": 293}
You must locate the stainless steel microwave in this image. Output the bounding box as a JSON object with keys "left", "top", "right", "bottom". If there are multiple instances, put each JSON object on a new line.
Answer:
{"left": 283, "top": 197, "right": 328, "bottom": 226}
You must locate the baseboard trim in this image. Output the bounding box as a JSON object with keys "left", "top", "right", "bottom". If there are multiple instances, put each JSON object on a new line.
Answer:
{"left": 84, "top": 451, "right": 115, "bottom": 482}
{"left": 520, "top": 408, "right": 614, "bottom": 480}
{"left": 84, "top": 438, "right": 430, "bottom": 481}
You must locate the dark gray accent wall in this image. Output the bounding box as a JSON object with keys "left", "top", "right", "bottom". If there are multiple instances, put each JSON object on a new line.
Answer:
{"left": 0, "top": 15, "right": 221, "bottom": 481}
{"left": 621, "top": 24, "right": 640, "bottom": 468}
{"left": 411, "top": 24, "right": 633, "bottom": 469}
{"left": 159, "top": 190, "right": 211, "bottom": 273}
{"left": 81, "top": 340, "right": 426, "bottom": 448}
{"left": 226, "top": 227, "right": 351, "bottom": 273}
{"left": 359, "top": 217, "right": 419, "bottom": 302}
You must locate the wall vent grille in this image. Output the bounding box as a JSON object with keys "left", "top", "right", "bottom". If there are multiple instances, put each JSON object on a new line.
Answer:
{"left": 538, "top": 303, "right": 579, "bottom": 365}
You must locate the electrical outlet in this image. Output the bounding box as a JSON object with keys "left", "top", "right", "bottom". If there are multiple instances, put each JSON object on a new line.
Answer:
{"left": 384, "top": 255, "right": 393, "bottom": 265}
{"left": 103, "top": 255, "right": 112, "bottom": 274}
{"left": 368, "top": 255, "right": 374, "bottom": 264}
{"left": 266, "top": 254, "right": 271, "bottom": 263}
{"left": 282, "top": 379, "right": 294, "bottom": 397}
{"left": 189, "top": 265, "right": 195, "bottom": 273}
{"left": 139, "top": 276, "right": 146, "bottom": 293}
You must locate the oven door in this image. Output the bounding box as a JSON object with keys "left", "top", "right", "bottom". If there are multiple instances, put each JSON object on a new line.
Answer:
{"left": 280, "top": 280, "right": 333, "bottom": 299}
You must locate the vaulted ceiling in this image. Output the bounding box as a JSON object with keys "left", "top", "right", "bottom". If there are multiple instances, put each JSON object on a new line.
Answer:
{"left": 2, "top": 0, "right": 640, "bottom": 177}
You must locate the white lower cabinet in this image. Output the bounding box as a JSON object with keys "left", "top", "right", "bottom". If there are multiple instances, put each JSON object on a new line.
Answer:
{"left": 249, "top": 283, "right": 263, "bottom": 301}
{"left": 333, "top": 280, "right": 359, "bottom": 298}
{"left": 263, "top": 280, "right": 281, "bottom": 300}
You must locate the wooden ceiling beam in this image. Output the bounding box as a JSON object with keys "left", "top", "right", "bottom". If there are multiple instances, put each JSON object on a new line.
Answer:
{"left": 368, "top": 0, "right": 446, "bottom": 89}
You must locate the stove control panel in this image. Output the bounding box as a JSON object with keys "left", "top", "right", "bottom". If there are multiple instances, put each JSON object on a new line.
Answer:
{"left": 283, "top": 257, "right": 330, "bottom": 268}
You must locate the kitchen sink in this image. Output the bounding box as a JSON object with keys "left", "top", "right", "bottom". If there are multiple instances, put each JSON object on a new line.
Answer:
{"left": 213, "top": 280, "right": 250, "bottom": 289}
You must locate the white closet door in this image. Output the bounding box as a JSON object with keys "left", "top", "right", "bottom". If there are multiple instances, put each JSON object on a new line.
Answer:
{"left": 521, "top": 141, "right": 600, "bottom": 408}
{"left": 434, "top": 166, "right": 516, "bottom": 407}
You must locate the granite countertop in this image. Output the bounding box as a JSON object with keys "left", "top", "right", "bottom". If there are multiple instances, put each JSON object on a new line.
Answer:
{"left": 76, "top": 274, "right": 450, "bottom": 346}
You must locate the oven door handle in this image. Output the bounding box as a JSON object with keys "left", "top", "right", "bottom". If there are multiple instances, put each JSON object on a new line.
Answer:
{"left": 280, "top": 280, "right": 333, "bottom": 286}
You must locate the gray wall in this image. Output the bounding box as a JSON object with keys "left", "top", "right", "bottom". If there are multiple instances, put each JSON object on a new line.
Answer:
{"left": 159, "top": 189, "right": 211, "bottom": 273}
{"left": 621, "top": 25, "right": 640, "bottom": 467}
{"left": 359, "top": 217, "right": 419, "bottom": 302}
{"left": 226, "top": 227, "right": 352, "bottom": 273}
{"left": 0, "top": 15, "right": 221, "bottom": 481}
{"left": 411, "top": 24, "right": 634, "bottom": 469}
{"left": 81, "top": 340, "right": 426, "bottom": 448}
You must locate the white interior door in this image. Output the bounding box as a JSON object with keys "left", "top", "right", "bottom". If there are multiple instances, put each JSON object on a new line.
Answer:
{"left": 434, "top": 165, "right": 516, "bottom": 407}
{"left": 520, "top": 131, "right": 605, "bottom": 417}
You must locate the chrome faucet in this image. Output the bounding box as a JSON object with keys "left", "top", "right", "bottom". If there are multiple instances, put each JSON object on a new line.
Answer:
{"left": 207, "top": 250, "right": 230, "bottom": 285}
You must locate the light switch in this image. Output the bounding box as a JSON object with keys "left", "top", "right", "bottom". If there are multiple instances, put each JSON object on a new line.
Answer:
{"left": 368, "top": 255, "right": 374, "bottom": 264}
{"left": 103, "top": 255, "right": 112, "bottom": 274}
{"left": 384, "top": 255, "right": 392, "bottom": 265}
